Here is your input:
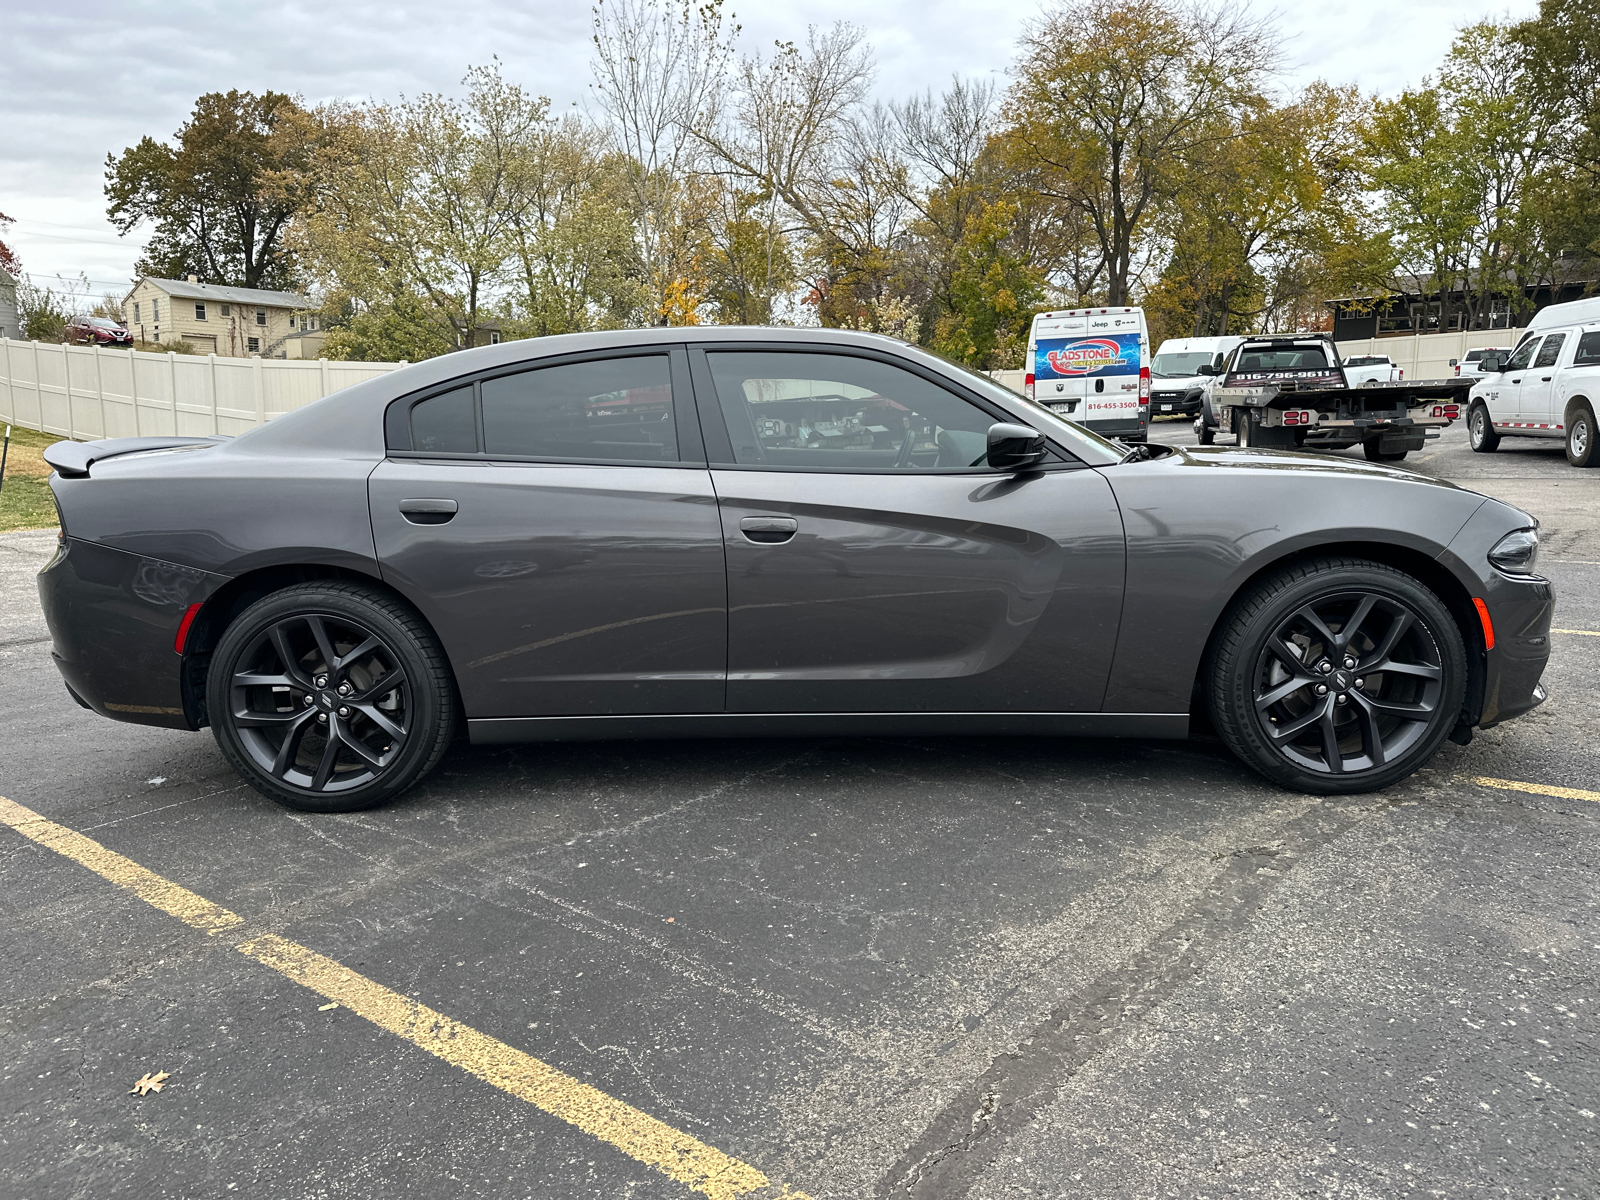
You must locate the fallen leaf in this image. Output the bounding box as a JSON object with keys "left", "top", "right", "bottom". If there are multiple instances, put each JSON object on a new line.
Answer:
{"left": 318, "top": 1002, "right": 339, "bottom": 1011}
{"left": 130, "top": 1071, "right": 170, "bottom": 1096}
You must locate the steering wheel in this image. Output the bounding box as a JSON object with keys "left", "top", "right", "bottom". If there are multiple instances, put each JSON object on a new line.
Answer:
{"left": 894, "top": 429, "right": 915, "bottom": 469}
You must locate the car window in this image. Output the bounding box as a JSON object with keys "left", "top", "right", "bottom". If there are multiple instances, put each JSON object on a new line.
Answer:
{"left": 1464, "top": 350, "right": 1484, "bottom": 362}
{"left": 410, "top": 385, "right": 477, "bottom": 454}
{"left": 1151, "top": 352, "right": 1212, "bottom": 376}
{"left": 1236, "top": 345, "right": 1331, "bottom": 371}
{"left": 1505, "top": 338, "right": 1541, "bottom": 372}
{"left": 705, "top": 351, "right": 1010, "bottom": 471}
{"left": 1574, "top": 332, "right": 1600, "bottom": 367}
{"left": 480, "top": 355, "right": 676, "bottom": 463}
{"left": 1533, "top": 332, "right": 1566, "bottom": 369}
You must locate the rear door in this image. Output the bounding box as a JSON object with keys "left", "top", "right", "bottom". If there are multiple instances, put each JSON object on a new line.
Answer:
{"left": 1033, "top": 313, "right": 1145, "bottom": 435}
{"left": 690, "top": 344, "right": 1126, "bottom": 716}
{"left": 369, "top": 347, "right": 727, "bottom": 719}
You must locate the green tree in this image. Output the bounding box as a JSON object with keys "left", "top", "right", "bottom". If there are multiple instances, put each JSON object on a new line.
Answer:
{"left": 1003, "top": 0, "right": 1274, "bottom": 305}
{"left": 105, "top": 91, "right": 315, "bottom": 289}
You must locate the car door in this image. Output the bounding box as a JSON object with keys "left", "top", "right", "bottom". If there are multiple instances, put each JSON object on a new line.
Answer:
{"left": 369, "top": 347, "right": 728, "bottom": 718}
{"left": 689, "top": 344, "right": 1127, "bottom": 715}
{"left": 1488, "top": 336, "right": 1541, "bottom": 430}
{"left": 1520, "top": 330, "right": 1568, "bottom": 434}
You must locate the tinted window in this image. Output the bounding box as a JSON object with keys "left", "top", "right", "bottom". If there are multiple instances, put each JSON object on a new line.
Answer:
{"left": 1505, "top": 337, "right": 1540, "bottom": 372}
{"left": 1151, "top": 352, "right": 1212, "bottom": 376}
{"left": 410, "top": 385, "right": 477, "bottom": 453}
{"left": 1533, "top": 332, "right": 1566, "bottom": 368}
{"left": 1574, "top": 332, "right": 1600, "bottom": 367}
{"left": 1235, "top": 345, "right": 1330, "bottom": 371}
{"left": 480, "top": 355, "right": 676, "bottom": 462}
{"left": 705, "top": 351, "right": 1003, "bottom": 471}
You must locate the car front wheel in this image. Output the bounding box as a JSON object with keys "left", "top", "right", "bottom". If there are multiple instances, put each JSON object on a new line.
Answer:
{"left": 1469, "top": 403, "right": 1500, "bottom": 453}
{"left": 206, "top": 583, "right": 456, "bottom": 812}
{"left": 1207, "top": 558, "right": 1467, "bottom": 794}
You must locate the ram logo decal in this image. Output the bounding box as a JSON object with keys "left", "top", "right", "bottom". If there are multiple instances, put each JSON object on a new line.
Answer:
{"left": 1045, "top": 339, "right": 1128, "bottom": 375}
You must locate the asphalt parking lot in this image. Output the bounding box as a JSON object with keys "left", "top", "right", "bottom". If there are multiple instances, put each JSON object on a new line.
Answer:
{"left": 3, "top": 422, "right": 1597, "bottom": 1199}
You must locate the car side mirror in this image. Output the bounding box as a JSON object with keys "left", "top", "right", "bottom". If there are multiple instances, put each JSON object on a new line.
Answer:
{"left": 1197, "top": 363, "right": 1216, "bottom": 376}
{"left": 1479, "top": 352, "right": 1505, "bottom": 373}
{"left": 1448, "top": 358, "right": 1458, "bottom": 367}
{"left": 987, "top": 422, "right": 1047, "bottom": 471}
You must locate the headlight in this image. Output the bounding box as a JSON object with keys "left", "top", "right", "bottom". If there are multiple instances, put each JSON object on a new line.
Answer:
{"left": 1489, "top": 527, "right": 1539, "bottom": 574}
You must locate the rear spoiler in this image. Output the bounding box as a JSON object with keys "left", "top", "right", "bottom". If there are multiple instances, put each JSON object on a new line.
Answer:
{"left": 42, "top": 436, "right": 225, "bottom": 478}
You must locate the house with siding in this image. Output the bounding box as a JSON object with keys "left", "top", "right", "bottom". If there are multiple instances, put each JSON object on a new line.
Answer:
{"left": 0, "top": 268, "right": 20, "bottom": 340}
{"left": 122, "top": 275, "right": 318, "bottom": 358}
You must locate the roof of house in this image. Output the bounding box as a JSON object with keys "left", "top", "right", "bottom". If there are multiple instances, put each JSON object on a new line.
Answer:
{"left": 139, "top": 277, "right": 309, "bottom": 308}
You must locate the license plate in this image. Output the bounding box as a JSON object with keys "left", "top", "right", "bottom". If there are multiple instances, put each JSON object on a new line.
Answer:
{"left": 1160, "top": 404, "right": 1172, "bottom": 411}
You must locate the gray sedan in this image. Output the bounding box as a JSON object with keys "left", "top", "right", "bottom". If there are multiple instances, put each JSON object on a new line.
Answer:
{"left": 38, "top": 328, "right": 1552, "bottom": 811}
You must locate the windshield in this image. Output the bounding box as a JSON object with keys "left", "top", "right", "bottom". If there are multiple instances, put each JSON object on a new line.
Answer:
{"left": 86, "top": 317, "right": 122, "bottom": 329}
{"left": 1234, "top": 345, "right": 1331, "bottom": 371}
{"left": 1343, "top": 356, "right": 1387, "bottom": 367}
{"left": 1151, "top": 352, "right": 1212, "bottom": 377}
{"left": 906, "top": 345, "right": 1126, "bottom": 467}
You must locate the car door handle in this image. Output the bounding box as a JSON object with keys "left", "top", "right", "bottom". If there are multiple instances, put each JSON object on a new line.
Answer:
{"left": 739, "top": 516, "right": 798, "bottom": 543}
{"left": 399, "top": 498, "right": 458, "bottom": 525}
{"left": 1541, "top": 375, "right": 1552, "bottom": 381}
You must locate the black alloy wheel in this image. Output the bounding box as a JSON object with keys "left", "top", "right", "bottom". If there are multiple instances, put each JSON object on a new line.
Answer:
{"left": 1209, "top": 559, "right": 1466, "bottom": 794}
{"left": 1469, "top": 403, "right": 1500, "bottom": 453}
{"left": 207, "top": 584, "right": 456, "bottom": 812}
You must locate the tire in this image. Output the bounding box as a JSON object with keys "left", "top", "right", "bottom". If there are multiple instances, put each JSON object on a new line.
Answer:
{"left": 1363, "top": 438, "right": 1407, "bottom": 462}
{"left": 1197, "top": 424, "right": 1216, "bottom": 445}
{"left": 1234, "top": 410, "right": 1253, "bottom": 447}
{"left": 206, "top": 583, "right": 456, "bottom": 812}
{"left": 1468, "top": 403, "right": 1500, "bottom": 453}
{"left": 1207, "top": 558, "right": 1467, "bottom": 795}
{"left": 1566, "top": 402, "right": 1598, "bottom": 468}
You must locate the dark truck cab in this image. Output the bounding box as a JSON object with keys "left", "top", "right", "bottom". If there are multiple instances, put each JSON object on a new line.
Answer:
{"left": 1209, "top": 335, "right": 1474, "bottom": 462}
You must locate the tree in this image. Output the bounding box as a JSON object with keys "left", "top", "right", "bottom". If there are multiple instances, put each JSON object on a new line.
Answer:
{"left": 105, "top": 91, "right": 316, "bottom": 289}
{"left": 1003, "top": 0, "right": 1275, "bottom": 304}
{"left": 590, "top": 0, "right": 736, "bottom": 323}
{"left": 0, "top": 210, "right": 20, "bottom": 281}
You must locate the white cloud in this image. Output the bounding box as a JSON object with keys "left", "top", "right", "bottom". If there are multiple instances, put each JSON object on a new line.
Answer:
{"left": 0, "top": 0, "right": 1542, "bottom": 293}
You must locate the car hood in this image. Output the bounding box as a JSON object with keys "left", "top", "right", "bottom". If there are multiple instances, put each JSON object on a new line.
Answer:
{"left": 1149, "top": 374, "right": 1207, "bottom": 390}
{"left": 1157, "top": 443, "right": 1470, "bottom": 490}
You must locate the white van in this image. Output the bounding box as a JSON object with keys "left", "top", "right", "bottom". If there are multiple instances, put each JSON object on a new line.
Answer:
{"left": 1468, "top": 295, "right": 1600, "bottom": 467}
{"left": 1026, "top": 307, "right": 1149, "bottom": 442}
{"left": 1149, "top": 335, "right": 1245, "bottom": 418}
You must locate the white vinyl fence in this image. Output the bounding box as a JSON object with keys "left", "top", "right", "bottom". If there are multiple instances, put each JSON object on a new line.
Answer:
{"left": 0, "top": 339, "right": 404, "bottom": 441}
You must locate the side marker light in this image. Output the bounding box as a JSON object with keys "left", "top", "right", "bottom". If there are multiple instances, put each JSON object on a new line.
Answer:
{"left": 1472, "top": 597, "right": 1495, "bottom": 651}
{"left": 174, "top": 603, "right": 203, "bottom": 655}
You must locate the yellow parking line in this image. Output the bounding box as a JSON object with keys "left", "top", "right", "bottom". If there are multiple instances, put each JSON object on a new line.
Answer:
{"left": 0, "top": 796, "right": 808, "bottom": 1200}
{"left": 1551, "top": 628, "right": 1600, "bottom": 637}
{"left": 1472, "top": 777, "right": 1600, "bottom": 804}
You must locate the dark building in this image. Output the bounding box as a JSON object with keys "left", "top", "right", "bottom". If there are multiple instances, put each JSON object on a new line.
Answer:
{"left": 1327, "top": 268, "right": 1599, "bottom": 342}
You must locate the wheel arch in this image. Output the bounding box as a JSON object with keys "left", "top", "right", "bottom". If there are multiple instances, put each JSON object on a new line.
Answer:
{"left": 1190, "top": 540, "right": 1487, "bottom": 733}
{"left": 1563, "top": 394, "right": 1592, "bottom": 423}
{"left": 180, "top": 563, "right": 458, "bottom": 729}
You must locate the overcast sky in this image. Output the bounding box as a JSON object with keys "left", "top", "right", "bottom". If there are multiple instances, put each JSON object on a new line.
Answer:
{"left": 0, "top": 0, "right": 1540, "bottom": 298}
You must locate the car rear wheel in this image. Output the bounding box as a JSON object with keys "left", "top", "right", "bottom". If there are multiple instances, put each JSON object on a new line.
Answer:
{"left": 1207, "top": 558, "right": 1466, "bottom": 795}
{"left": 206, "top": 583, "right": 456, "bottom": 812}
{"left": 1567, "top": 402, "right": 1597, "bottom": 467}
{"left": 1469, "top": 403, "right": 1500, "bottom": 453}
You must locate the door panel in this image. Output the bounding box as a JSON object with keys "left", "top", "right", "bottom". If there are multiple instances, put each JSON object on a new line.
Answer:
{"left": 713, "top": 468, "right": 1126, "bottom": 714}
{"left": 1519, "top": 330, "right": 1567, "bottom": 433}
{"left": 371, "top": 459, "right": 726, "bottom": 718}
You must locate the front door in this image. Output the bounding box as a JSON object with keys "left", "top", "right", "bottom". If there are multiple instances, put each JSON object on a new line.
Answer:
{"left": 691, "top": 346, "right": 1126, "bottom": 715}
{"left": 1493, "top": 335, "right": 1541, "bottom": 430}
{"left": 370, "top": 348, "right": 727, "bottom": 718}
{"left": 1519, "top": 330, "right": 1567, "bottom": 434}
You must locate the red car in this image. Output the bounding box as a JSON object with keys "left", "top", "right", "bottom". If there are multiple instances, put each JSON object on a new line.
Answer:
{"left": 66, "top": 315, "right": 134, "bottom": 347}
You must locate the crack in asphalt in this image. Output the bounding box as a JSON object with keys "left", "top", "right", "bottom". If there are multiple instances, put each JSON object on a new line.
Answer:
{"left": 878, "top": 796, "right": 1379, "bottom": 1200}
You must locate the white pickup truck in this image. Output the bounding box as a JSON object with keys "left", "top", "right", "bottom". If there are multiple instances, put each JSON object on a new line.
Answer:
{"left": 1467, "top": 296, "right": 1600, "bottom": 468}
{"left": 1342, "top": 354, "right": 1403, "bottom": 386}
